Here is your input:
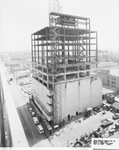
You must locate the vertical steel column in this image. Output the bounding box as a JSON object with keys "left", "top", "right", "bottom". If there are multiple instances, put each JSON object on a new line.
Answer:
{"left": 96, "top": 31, "right": 98, "bottom": 68}
{"left": 31, "top": 34, "right": 34, "bottom": 77}
{"left": 41, "top": 37, "right": 43, "bottom": 65}
{"left": 77, "top": 18, "right": 80, "bottom": 64}
{"left": 88, "top": 19, "right": 91, "bottom": 63}
{"left": 86, "top": 19, "right": 88, "bottom": 62}
{"left": 49, "top": 13, "right": 56, "bottom": 125}
{"left": 0, "top": 75, "right": 6, "bottom": 147}
{"left": 34, "top": 35, "right": 36, "bottom": 64}
{"left": 37, "top": 34, "right": 39, "bottom": 64}
{"left": 31, "top": 34, "right": 33, "bottom": 63}
{"left": 46, "top": 28, "right": 48, "bottom": 87}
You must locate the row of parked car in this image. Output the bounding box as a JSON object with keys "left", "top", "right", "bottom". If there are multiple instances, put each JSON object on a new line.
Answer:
{"left": 29, "top": 107, "right": 44, "bottom": 134}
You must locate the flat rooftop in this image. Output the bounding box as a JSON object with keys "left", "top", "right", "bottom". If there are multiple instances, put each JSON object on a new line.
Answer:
{"left": 100, "top": 68, "right": 119, "bottom": 77}
{"left": 110, "top": 68, "right": 119, "bottom": 77}
{"left": 50, "top": 12, "right": 90, "bottom": 20}
{"left": 102, "top": 85, "right": 117, "bottom": 95}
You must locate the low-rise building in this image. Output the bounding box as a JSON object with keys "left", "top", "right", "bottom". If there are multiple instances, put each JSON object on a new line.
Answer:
{"left": 99, "top": 68, "right": 119, "bottom": 89}
{"left": 98, "top": 60, "right": 118, "bottom": 69}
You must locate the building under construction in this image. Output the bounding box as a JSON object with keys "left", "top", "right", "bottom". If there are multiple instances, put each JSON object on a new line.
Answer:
{"left": 31, "top": 12, "right": 102, "bottom": 125}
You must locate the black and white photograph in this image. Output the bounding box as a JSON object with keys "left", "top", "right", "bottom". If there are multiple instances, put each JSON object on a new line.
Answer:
{"left": 0, "top": 0, "right": 119, "bottom": 149}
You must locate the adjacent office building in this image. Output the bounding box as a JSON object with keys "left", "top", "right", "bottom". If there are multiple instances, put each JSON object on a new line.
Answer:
{"left": 99, "top": 68, "right": 119, "bottom": 89}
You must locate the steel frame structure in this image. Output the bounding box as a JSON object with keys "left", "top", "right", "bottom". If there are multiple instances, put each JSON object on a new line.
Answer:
{"left": 31, "top": 12, "right": 98, "bottom": 89}
{"left": 31, "top": 12, "right": 98, "bottom": 124}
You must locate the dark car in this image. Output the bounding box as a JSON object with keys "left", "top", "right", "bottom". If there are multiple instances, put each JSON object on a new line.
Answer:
{"left": 112, "top": 113, "right": 119, "bottom": 120}
{"left": 93, "top": 107, "right": 101, "bottom": 113}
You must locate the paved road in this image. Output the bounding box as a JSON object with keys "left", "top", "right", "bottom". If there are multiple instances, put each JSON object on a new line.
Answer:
{"left": 0, "top": 73, "right": 5, "bottom": 146}
{"left": 3, "top": 99, "right": 12, "bottom": 147}
{"left": 0, "top": 65, "right": 12, "bottom": 147}
{"left": 17, "top": 103, "right": 46, "bottom": 147}
{"left": 9, "top": 82, "right": 48, "bottom": 147}
{"left": 0, "top": 62, "right": 29, "bottom": 147}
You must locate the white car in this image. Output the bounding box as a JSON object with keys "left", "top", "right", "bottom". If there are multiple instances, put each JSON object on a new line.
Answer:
{"left": 33, "top": 117, "right": 39, "bottom": 125}
{"left": 37, "top": 125, "right": 44, "bottom": 134}
{"left": 31, "top": 111, "right": 35, "bottom": 116}
{"left": 29, "top": 107, "right": 33, "bottom": 112}
{"left": 55, "top": 131, "right": 60, "bottom": 136}
{"left": 29, "top": 107, "right": 35, "bottom": 116}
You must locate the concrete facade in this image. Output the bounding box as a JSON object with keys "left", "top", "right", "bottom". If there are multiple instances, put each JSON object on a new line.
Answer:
{"left": 33, "top": 77, "right": 102, "bottom": 124}
{"left": 32, "top": 78, "right": 52, "bottom": 121}
{"left": 99, "top": 68, "right": 119, "bottom": 89}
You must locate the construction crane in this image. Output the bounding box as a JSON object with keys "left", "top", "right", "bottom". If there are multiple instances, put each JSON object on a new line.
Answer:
{"left": 48, "top": 0, "right": 62, "bottom": 74}
{"left": 48, "top": 0, "right": 62, "bottom": 14}
{"left": 48, "top": 0, "right": 62, "bottom": 124}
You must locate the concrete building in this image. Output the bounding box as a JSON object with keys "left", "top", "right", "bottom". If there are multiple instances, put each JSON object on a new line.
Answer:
{"left": 98, "top": 60, "right": 118, "bottom": 70}
{"left": 99, "top": 68, "right": 119, "bottom": 89}
{"left": 31, "top": 12, "right": 102, "bottom": 125}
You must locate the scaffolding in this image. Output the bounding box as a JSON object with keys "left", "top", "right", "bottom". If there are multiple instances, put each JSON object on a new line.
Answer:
{"left": 31, "top": 12, "right": 98, "bottom": 124}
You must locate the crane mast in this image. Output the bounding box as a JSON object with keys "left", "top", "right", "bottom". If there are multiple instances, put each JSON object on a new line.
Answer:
{"left": 48, "top": 0, "right": 62, "bottom": 14}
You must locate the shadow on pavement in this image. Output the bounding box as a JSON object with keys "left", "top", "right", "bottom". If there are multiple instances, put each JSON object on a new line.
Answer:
{"left": 17, "top": 103, "right": 47, "bottom": 147}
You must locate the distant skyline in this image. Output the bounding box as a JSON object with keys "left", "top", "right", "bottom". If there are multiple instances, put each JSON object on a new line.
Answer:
{"left": 0, "top": 0, "right": 119, "bottom": 53}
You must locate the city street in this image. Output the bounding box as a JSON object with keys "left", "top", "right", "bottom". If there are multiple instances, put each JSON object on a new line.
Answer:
{"left": 0, "top": 74, "right": 5, "bottom": 146}
{"left": 17, "top": 103, "right": 46, "bottom": 147}
{"left": 9, "top": 81, "right": 51, "bottom": 147}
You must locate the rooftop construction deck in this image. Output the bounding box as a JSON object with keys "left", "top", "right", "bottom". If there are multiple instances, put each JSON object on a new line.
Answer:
{"left": 31, "top": 12, "right": 98, "bottom": 90}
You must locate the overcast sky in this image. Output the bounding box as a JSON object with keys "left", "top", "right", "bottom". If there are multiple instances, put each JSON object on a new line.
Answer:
{"left": 0, "top": 0, "right": 119, "bottom": 53}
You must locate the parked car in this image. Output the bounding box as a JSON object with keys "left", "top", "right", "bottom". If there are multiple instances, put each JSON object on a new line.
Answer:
{"left": 29, "top": 107, "right": 33, "bottom": 112}
{"left": 112, "top": 113, "right": 119, "bottom": 120}
{"left": 93, "top": 106, "right": 101, "bottom": 113}
{"left": 53, "top": 125, "right": 59, "bottom": 130}
{"left": 101, "top": 119, "right": 113, "bottom": 127}
{"left": 29, "top": 107, "right": 35, "bottom": 116}
{"left": 31, "top": 111, "right": 35, "bottom": 116}
{"left": 108, "top": 128, "right": 115, "bottom": 136}
{"left": 84, "top": 111, "right": 91, "bottom": 117}
{"left": 92, "top": 130, "right": 101, "bottom": 138}
{"left": 33, "top": 117, "right": 39, "bottom": 125}
{"left": 55, "top": 131, "right": 60, "bottom": 136}
{"left": 37, "top": 125, "right": 44, "bottom": 134}
{"left": 102, "top": 110, "right": 106, "bottom": 115}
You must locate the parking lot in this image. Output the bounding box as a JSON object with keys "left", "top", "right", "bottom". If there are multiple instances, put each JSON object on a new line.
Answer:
{"left": 49, "top": 109, "right": 119, "bottom": 147}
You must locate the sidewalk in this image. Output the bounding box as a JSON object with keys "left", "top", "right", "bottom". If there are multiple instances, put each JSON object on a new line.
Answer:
{"left": 0, "top": 63, "right": 29, "bottom": 147}
{"left": 9, "top": 81, "right": 28, "bottom": 108}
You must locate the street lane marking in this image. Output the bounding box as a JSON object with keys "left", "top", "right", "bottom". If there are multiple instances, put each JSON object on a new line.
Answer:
{"left": 24, "top": 115, "right": 29, "bottom": 122}
{"left": 32, "top": 131, "right": 36, "bottom": 141}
